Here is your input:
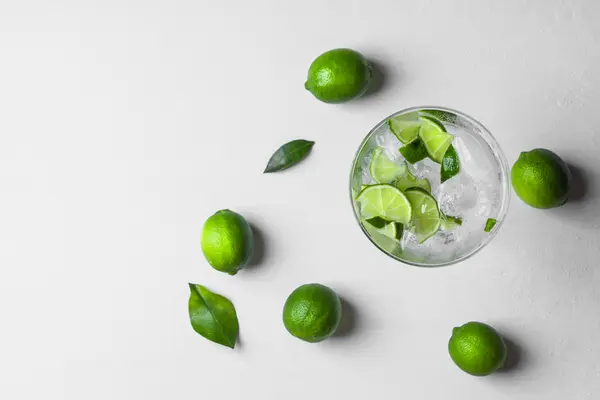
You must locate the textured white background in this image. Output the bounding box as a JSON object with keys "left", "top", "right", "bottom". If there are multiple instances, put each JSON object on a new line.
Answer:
{"left": 1, "top": 1, "right": 599, "bottom": 399}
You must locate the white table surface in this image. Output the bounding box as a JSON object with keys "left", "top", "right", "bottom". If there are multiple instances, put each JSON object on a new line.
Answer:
{"left": 2, "top": 1, "right": 600, "bottom": 399}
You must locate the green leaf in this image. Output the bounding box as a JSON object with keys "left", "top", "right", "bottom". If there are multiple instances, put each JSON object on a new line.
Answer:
{"left": 441, "top": 145, "right": 460, "bottom": 183}
{"left": 188, "top": 283, "right": 239, "bottom": 349}
{"left": 399, "top": 139, "right": 428, "bottom": 164}
{"left": 264, "top": 139, "right": 315, "bottom": 173}
{"left": 484, "top": 218, "right": 497, "bottom": 233}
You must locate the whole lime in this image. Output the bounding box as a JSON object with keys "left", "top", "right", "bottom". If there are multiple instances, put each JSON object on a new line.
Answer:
{"left": 511, "top": 148, "right": 571, "bottom": 209}
{"left": 448, "top": 321, "right": 507, "bottom": 376}
{"left": 305, "top": 48, "right": 372, "bottom": 104}
{"left": 282, "top": 283, "right": 342, "bottom": 343}
{"left": 201, "top": 209, "right": 253, "bottom": 275}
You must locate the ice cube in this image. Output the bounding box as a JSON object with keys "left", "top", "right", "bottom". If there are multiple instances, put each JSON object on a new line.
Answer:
{"left": 436, "top": 172, "right": 478, "bottom": 215}
{"left": 453, "top": 134, "right": 497, "bottom": 180}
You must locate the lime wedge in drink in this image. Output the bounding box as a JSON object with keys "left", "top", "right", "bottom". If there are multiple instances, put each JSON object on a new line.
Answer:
{"left": 388, "top": 112, "right": 421, "bottom": 144}
{"left": 418, "top": 116, "right": 453, "bottom": 163}
{"left": 370, "top": 148, "right": 408, "bottom": 183}
{"left": 440, "top": 215, "right": 463, "bottom": 231}
{"left": 394, "top": 167, "right": 432, "bottom": 193}
{"left": 484, "top": 218, "right": 497, "bottom": 232}
{"left": 356, "top": 184, "right": 412, "bottom": 224}
{"left": 399, "top": 138, "right": 429, "bottom": 164}
{"left": 404, "top": 187, "right": 442, "bottom": 243}
{"left": 441, "top": 145, "right": 460, "bottom": 183}
{"left": 363, "top": 216, "right": 387, "bottom": 229}
{"left": 363, "top": 218, "right": 403, "bottom": 241}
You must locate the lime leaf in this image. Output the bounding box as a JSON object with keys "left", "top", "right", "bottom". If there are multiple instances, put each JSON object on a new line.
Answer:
{"left": 356, "top": 184, "right": 412, "bottom": 224}
{"left": 264, "top": 140, "right": 315, "bottom": 173}
{"left": 370, "top": 148, "right": 408, "bottom": 183}
{"left": 399, "top": 138, "right": 428, "bottom": 164}
{"left": 419, "top": 116, "right": 453, "bottom": 163}
{"left": 388, "top": 112, "right": 421, "bottom": 144}
{"left": 404, "top": 188, "right": 442, "bottom": 243}
{"left": 441, "top": 145, "right": 460, "bottom": 183}
{"left": 484, "top": 218, "right": 497, "bottom": 232}
{"left": 188, "top": 284, "right": 239, "bottom": 349}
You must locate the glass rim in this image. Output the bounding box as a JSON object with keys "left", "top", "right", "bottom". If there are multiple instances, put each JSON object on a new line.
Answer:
{"left": 349, "top": 105, "right": 511, "bottom": 267}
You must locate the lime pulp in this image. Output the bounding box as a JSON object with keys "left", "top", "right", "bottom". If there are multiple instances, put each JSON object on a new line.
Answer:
{"left": 394, "top": 167, "right": 432, "bottom": 193}
{"left": 370, "top": 148, "right": 408, "bottom": 183}
{"left": 404, "top": 188, "right": 442, "bottom": 243}
{"left": 388, "top": 112, "right": 421, "bottom": 144}
{"left": 418, "top": 115, "right": 453, "bottom": 163}
{"left": 356, "top": 184, "right": 412, "bottom": 224}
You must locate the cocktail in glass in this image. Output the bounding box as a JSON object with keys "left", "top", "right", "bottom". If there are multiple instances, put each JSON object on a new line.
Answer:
{"left": 350, "top": 106, "right": 510, "bottom": 267}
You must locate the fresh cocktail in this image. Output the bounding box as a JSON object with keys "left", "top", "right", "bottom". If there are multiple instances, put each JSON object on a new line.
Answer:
{"left": 350, "top": 107, "right": 510, "bottom": 266}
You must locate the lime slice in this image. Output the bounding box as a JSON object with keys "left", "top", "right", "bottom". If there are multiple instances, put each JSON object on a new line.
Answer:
{"left": 369, "top": 148, "right": 408, "bottom": 183}
{"left": 356, "top": 184, "right": 412, "bottom": 224}
{"left": 363, "top": 222, "right": 403, "bottom": 254}
{"left": 363, "top": 218, "right": 403, "bottom": 241}
{"left": 388, "top": 113, "right": 421, "bottom": 144}
{"left": 440, "top": 215, "right": 463, "bottom": 231}
{"left": 394, "top": 167, "right": 432, "bottom": 193}
{"left": 404, "top": 188, "right": 442, "bottom": 243}
{"left": 418, "top": 116, "right": 453, "bottom": 163}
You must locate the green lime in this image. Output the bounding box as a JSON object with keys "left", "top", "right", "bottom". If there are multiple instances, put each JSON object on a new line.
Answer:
{"left": 441, "top": 145, "right": 460, "bottom": 183}
{"left": 364, "top": 217, "right": 403, "bottom": 241}
{"left": 511, "top": 148, "right": 571, "bottom": 209}
{"left": 201, "top": 209, "right": 253, "bottom": 275}
{"left": 484, "top": 218, "right": 497, "bottom": 232}
{"left": 363, "top": 221, "right": 403, "bottom": 254}
{"left": 404, "top": 188, "right": 441, "bottom": 243}
{"left": 370, "top": 148, "right": 408, "bottom": 183}
{"left": 448, "top": 321, "right": 507, "bottom": 376}
{"left": 440, "top": 215, "right": 463, "bottom": 231}
{"left": 283, "top": 283, "right": 342, "bottom": 343}
{"left": 418, "top": 115, "right": 453, "bottom": 163}
{"left": 399, "top": 138, "right": 429, "bottom": 164}
{"left": 388, "top": 112, "right": 421, "bottom": 144}
{"left": 305, "top": 48, "right": 371, "bottom": 104}
{"left": 363, "top": 216, "right": 387, "bottom": 229}
{"left": 356, "top": 184, "right": 412, "bottom": 224}
{"left": 393, "top": 166, "right": 432, "bottom": 193}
